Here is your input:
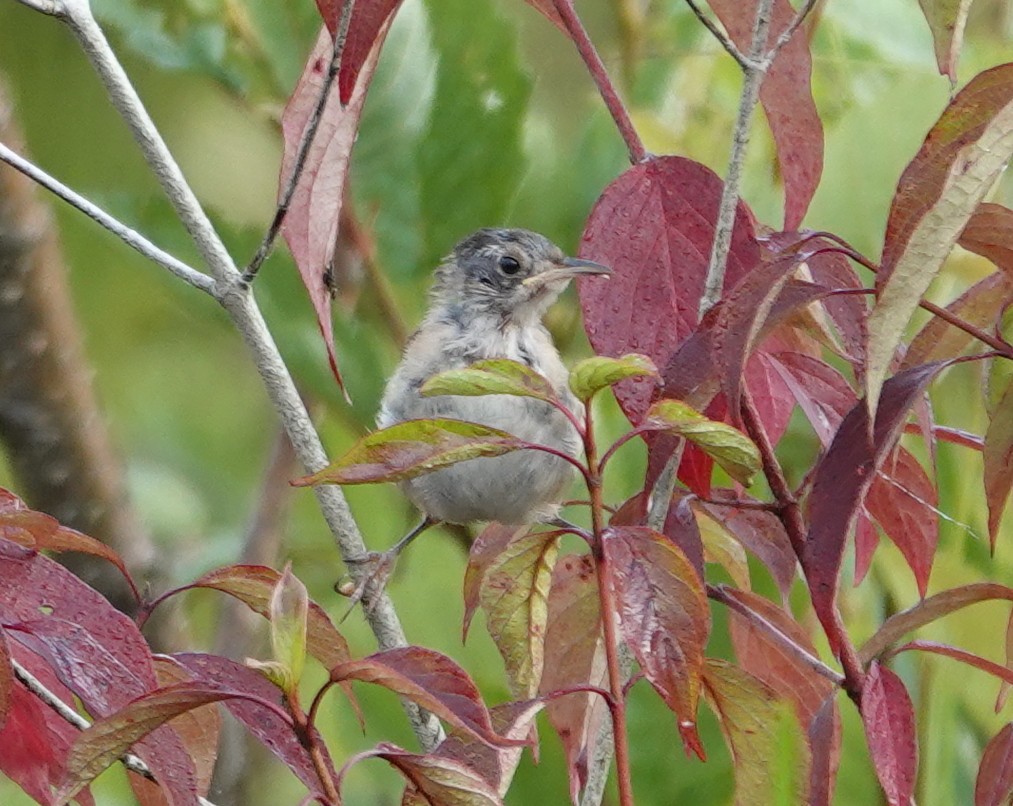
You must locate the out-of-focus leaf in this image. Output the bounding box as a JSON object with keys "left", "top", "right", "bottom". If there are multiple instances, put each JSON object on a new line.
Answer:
{"left": 280, "top": 26, "right": 388, "bottom": 396}
{"left": 539, "top": 553, "right": 608, "bottom": 804}
{"left": 568, "top": 354, "right": 659, "bottom": 403}
{"left": 997, "top": 610, "right": 1013, "bottom": 711}
{"left": 707, "top": 0, "right": 824, "bottom": 229}
{"left": 861, "top": 583, "right": 1013, "bottom": 662}
{"left": 860, "top": 662, "right": 918, "bottom": 806}
{"left": 268, "top": 564, "right": 309, "bottom": 693}
{"left": 354, "top": 743, "right": 502, "bottom": 805}
{"left": 976, "top": 723, "right": 1013, "bottom": 806}
{"left": 985, "top": 377, "right": 1013, "bottom": 550}
{"left": 522, "top": 0, "right": 567, "bottom": 33}
{"left": 180, "top": 564, "right": 352, "bottom": 670}
{"left": 916, "top": 0, "right": 973, "bottom": 84}
{"left": 423, "top": 359, "right": 559, "bottom": 404}
{"left": 292, "top": 419, "right": 526, "bottom": 486}
{"left": 869, "top": 64, "right": 1013, "bottom": 414}
{"left": 579, "top": 156, "right": 759, "bottom": 424}
{"left": 864, "top": 447, "right": 938, "bottom": 596}
{"left": 312, "top": 0, "right": 405, "bottom": 104}
{"left": 805, "top": 361, "right": 949, "bottom": 653}
{"left": 174, "top": 653, "right": 334, "bottom": 793}
{"left": 959, "top": 202, "right": 1013, "bottom": 273}
{"left": 893, "top": 640, "right": 1013, "bottom": 684}
{"left": 418, "top": 0, "right": 531, "bottom": 267}
{"left": 150, "top": 657, "right": 221, "bottom": 798}
{"left": 605, "top": 526, "right": 710, "bottom": 757}
{"left": 903, "top": 273, "right": 1013, "bottom": 368}
{"left": 644, "top": 400, "right": 761, "bottom": 486}
{"left": 469, "top": 530, "right": 560, "bottom": 698}
{"left": 699, "top": 497, "right": 798, "bottom": 602}
{"left": 330, "top": 646, "right": 506, "bottom": 745}
{"left": 702, "top": 658, "right": 811, "bottom": 806}
{"left": 56, "top": 681, "right": 266, "bottom": 804}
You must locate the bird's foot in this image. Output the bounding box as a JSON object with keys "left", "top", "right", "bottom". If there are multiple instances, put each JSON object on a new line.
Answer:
{"left": 335, "top": 549, "right": 401, "bottom": 621}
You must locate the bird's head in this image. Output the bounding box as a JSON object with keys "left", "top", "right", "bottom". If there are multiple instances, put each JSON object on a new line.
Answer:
{"left": 433, "top": 228, "right": 611, "bottom": 324}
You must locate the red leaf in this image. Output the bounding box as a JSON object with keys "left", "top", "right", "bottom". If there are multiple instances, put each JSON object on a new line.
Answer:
{"left": 699, "top": 498, "right": 798, "bottom": 602}
{"left": 0, "top": 681, "right": 64, "bottom": 805}
{"left": 808, "top": 695, "right": 843, "bottom": 806}
{"left": 706, "top": 0, "right": 824, "bottom": 229}
{"left": 522, "top": 0, "right": 567, "bottom": 33}
{"left": 766, "top": 351, "right": 856, "bottom": 447}
{"left": 312, "top": 1, "right": 404, "bottom": 105}
{"left": 0, "top": 627, "right": 10, "bottom": 725}
{"left": 864, "top": 447, "right": 938, "bottom": 596}
{"left": 984, "top": 377, "right": 1013, "bottom": 550}
{"left": 604, "top": 526, "right": 710, "bottom": 756}
{"left": 853, "top": 510, "right": 880, "bottom": 586}
{"left": 280, "top": 26, "right": 389, "bottom": 396}
{"left": 892, "top": 640, "right": 1013, "bottom": 686}
{"left": 578, "top": 155, "right": 760, "bottom": 424}
{"left": 357, "top": 743, "right": 502, "bottom": 806}
{"left": 538, "top": 553, "right": 607, "bottom": 804}
{"left": 860, "top": 662, "right": 918, "bottom": 806}
{"left": 959, "top": 202, "right": 1013, "bottom": 274}
{"left": 976, "top": 723, "right": 1013, "bottom": 806}
{"left": 173, "top": 652, "right": 333, "bottom": 792}
{"left": 462, "top": 524, "right": 529, "bottom": 642}
{"left": 805, "top": 361, "right": 949, "bottom": 652}
{"left": 331, "top": 646, "right": 505, "bottom": 746}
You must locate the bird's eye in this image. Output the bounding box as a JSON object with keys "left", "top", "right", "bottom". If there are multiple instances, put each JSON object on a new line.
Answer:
{"left": 498, "top": 255, "right": 521, "bottom": 275}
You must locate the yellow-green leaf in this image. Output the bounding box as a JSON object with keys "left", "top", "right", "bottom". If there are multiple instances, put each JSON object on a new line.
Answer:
{"left": 269, "top": 564, "right": 308, "bottom": 693}
{"left": 292, "top": 419, "right": 525, "bottom": 486}
{"left": 645, "top": 400, "right": 761, "bottom": 486}
{"left": 568, "top": 353, "right": 658, "bottom": 402}
{"left": 422, "top": 359, "right": 558, "bottom": 403}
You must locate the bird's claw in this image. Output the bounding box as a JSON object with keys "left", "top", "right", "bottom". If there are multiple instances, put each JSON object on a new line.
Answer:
{"left": 336, "top": 549, "right": 399, "bottom": 622}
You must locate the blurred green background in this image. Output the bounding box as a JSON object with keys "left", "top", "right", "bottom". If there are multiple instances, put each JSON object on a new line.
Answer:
{"left": 1, "top": 0, "right": 1012, "bottom": 803}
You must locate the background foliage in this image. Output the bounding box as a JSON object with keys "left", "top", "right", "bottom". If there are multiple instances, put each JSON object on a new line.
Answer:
{"left": 1, "top": 0, "right": 1012, "bottom": 803}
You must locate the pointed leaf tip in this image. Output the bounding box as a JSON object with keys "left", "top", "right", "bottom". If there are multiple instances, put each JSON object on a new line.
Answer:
{"left": 568, "top": 353, "right": 659, "bottom": 403}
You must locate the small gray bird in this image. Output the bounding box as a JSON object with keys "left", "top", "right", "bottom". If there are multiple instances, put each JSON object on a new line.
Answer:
{"left": 373, "top": 227, "right": 610, "bottom": 561}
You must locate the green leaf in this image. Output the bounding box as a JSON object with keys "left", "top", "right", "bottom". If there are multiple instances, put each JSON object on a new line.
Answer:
{"left": 422, "top": 359, "right": 559, "bottom": 403}
{"left": 645, "top": 400, "right": 761, "bottom": 486}
{"left": 568, "top": 353, "right": 659, "bottom": 402}
{"left": 292, "top": 419, "right": 526, "bottom": 486}
{"left": 703, "top": 659, "right": 811, "bottom": 806}
{"left": 269, "top": 564, "right": 309, "bottom": 693}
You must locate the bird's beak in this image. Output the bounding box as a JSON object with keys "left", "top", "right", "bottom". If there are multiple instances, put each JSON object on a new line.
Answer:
{"left": 522, "top": 256, "right": 612, "bottom": 288}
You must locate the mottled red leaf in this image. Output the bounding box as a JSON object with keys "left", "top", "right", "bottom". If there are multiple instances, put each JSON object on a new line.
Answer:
{"left": 959, "top": 202, "right": 1013, "bottom": 274}
{"left": 0, "top": 628, "right": 10, "bottom": 725}
{"left": 985, "top": 377, "right": 1013, "bottom": 550}
{"left": 331, "top": 646, "right": 505, "bottom": 746}
{"left": 860, "top": 662, "right": 918, "bottom": 806}
{"left": 174, "top": 652, "right": 332, "bottom": 793}
{"left": 766, "top": 351, "right": 856, "bottom": 447}
{"left": 707, "top": 0, "right": 824, "bottom": 229}
{"left": 578, "top": 155, "right": 759, "bottom": 424}
{"left": 976, "top": 722, "right": 1013, "bottom": 806}
{"left": 903, "top": 272, "right": 1013, "bottom": 368}
{"left": 281, "top": 26, "right": 389, "bottom": 395}
{"left": 916, "top": 0, "right": 972, "bottom": 84}
{"left": 312, "top": 1, "right": 403, "bottom": 104}
{"left": 864, "top": 447, "right": 938, "bottom": 596}
{"left": 870, "top": 63, "right": 1013, "bottom": 412}
{"left": 538, "top": 553, "right": 607, "bottom": 804}
{"left": 605, "top": 526, "right": 710, "bottom": 756}
{"left": 805, "top": 361, "right": 949, "bottom": 651}
{"left": 0, "top": 680, "right": 64, "bottom": 805}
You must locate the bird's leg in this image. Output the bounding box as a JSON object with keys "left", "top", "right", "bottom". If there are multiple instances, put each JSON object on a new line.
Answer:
{"left": 337, "top": 515, "right": 438, "bottom": 618}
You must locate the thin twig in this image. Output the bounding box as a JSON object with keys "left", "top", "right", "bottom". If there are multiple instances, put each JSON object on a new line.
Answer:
{"left": 698, "top": 0, "right": 774, "bottom": 316}
{"left": 12, "top": 658, "right": 217, "bottom": 806}
{"left": 683, "top": 0, "right": 753, "bottom": 69}
{"left": 17, "top": 0, "right": 443, "bottom": 751}
{"left": 0, "top": 142, "right": 215, "bottom": 294}
{"left": 762, "top": 0, "right": 820, "bottom": 68}
{"left": 243, "top": 0, "right": 357, "bottom": 282}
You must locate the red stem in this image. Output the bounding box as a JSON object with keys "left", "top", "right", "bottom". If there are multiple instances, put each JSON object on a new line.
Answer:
{"left": 583, "top": 405, "right": 636, "bottom": 806}
{"left": 288, "top": 688, "right": 340, "bottom": 805}
{"left": 551, "top": 0, "right": 648, "bottom": 164}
